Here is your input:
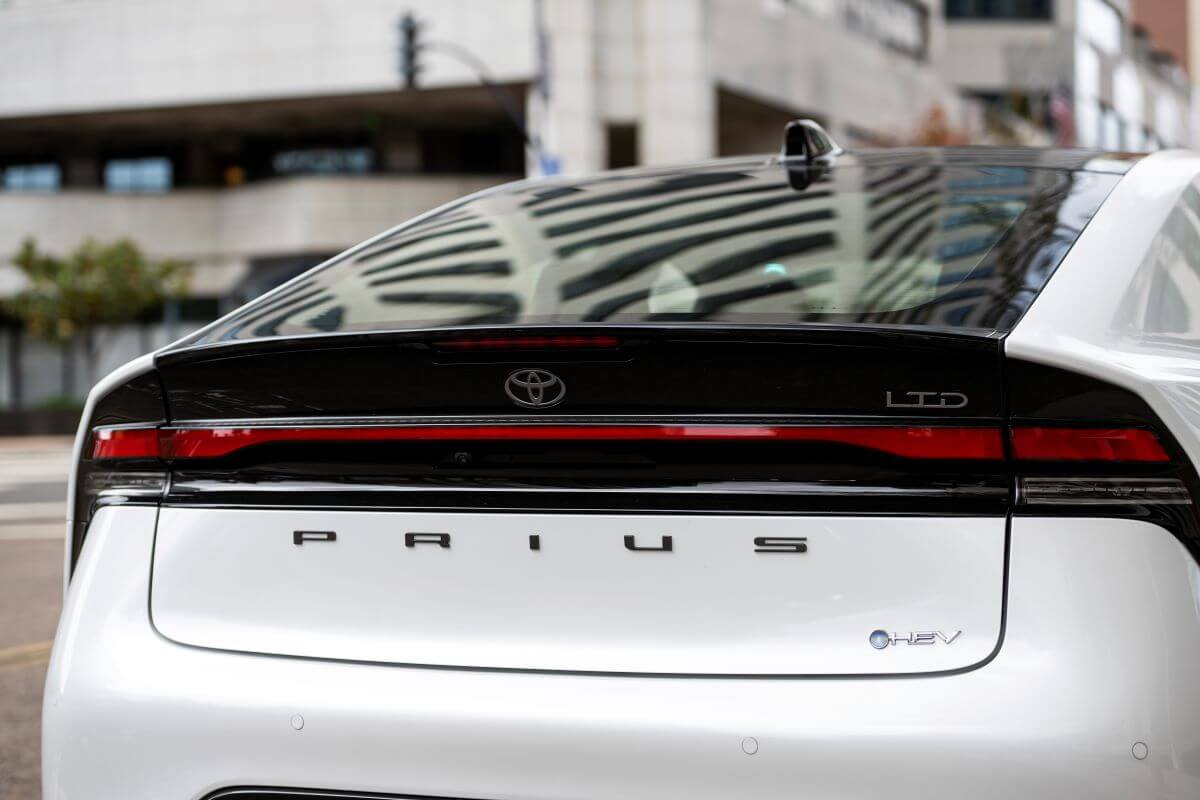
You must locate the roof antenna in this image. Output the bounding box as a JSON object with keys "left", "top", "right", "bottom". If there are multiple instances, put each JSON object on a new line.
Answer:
{"left": 781, "top": 119, "right": 843, "bottom": 190}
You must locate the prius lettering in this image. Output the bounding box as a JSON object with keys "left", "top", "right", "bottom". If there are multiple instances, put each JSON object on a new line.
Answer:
{"left": 754, "top": 536, "right": 808, "bottom": 553}
{"left": 292, "top": 530, "right": 337, "bottom": 546}
{"left": 405, "top": 532, "right": 451, "bottom": 548}
{"left": 624, "top": 534, "right": 673, "bottom": 552}
{"left": 292, "top": 531, "right": 814, "bottom": 555}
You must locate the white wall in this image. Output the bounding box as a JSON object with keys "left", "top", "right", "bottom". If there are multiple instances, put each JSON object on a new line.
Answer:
{"left": 597, "top": 0, "right": 641, "bottom": 122}
{"left": 534, "top": 0, "right": 605, "bottom": 175}
{"left": 640, "top": 0, "right": 714, "bottom": 164}
{"left": 941, "top": 22, "right": 1065, "bottom": 92}
{"left": 707, "top": 0, "right": 963, "bottom": 143}
{"left": 0, "top": 0, "right": 973, "bottom": 172}
{"left": 942, "top": 0, "right": 1194, "bottom": 149}
{"left": 0, "top": 0, "right": 536, "bottom": 119}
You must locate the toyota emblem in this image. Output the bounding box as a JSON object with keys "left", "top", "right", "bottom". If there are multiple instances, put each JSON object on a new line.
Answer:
{"left": 505, "top": 369, "right": 566, "bottom": 409}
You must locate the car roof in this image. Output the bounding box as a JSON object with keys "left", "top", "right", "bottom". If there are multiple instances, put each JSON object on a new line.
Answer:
{"left": 846, "top": 146, "right": 1144, "bottom": 172}
{"left": 515, "top": 146, "right": 1144, "bottom": 192}
{"left": 461, "top": 146, "right": 1145, "bottom": 219}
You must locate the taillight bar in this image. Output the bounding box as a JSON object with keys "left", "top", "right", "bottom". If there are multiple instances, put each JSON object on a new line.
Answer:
{"left": 91, "top": 423, "right": 1173, "bottom": 464}
{"left": 92, "top": 427, "right": 160, "bottom": 460}
{"left": 1010, "top": 426, "right": 1170, "bottom": 463}
{"left": 92, "top": 423, "right": 1005, "bottom": 461}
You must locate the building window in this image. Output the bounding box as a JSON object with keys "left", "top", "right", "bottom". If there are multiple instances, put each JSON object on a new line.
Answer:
{"left": 272, "top": 147, "right": 374, "bottom": 176}
{"left": 842, "top": 0, "right": 929, "bottom": 60}
{"left": 606, "top": 125, "right": 639, "bottom": 169}
{"left": 418, "top": 127, "right": 525, "bottom": 174}
{"left": 2, "top": 163, "right": 61, "bottom": 191}
{"left": 945, "top": 0, "right": 1053, "bottom": 19}
{"left": 104, "top": 157, "right": 173, "bottom": 193}
{"left": 970, "top": 90, "right": 1052, "bottom": 128}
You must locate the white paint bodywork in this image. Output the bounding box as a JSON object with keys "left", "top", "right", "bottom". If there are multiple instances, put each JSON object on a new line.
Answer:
{"left": 1008, "top": 150, "right": 1200, "bottom": 472}
{"left": 45, "top": 149, "right": 1200, "bottom": 797}
{"left": 149, "top": 509, "right": 1003, "bottom": 675}
{"left": 44, "top": 506, "right": 1200, "bottom": 798}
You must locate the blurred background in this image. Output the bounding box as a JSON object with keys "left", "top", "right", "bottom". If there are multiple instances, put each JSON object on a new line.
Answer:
{"left": 0, "top": 1, "right": 1197, "bottom": 797}
{"left": 0, "top": 0, "right": 1196, "bottom": 430}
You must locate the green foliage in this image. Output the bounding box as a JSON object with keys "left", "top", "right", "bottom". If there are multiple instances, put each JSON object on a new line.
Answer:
{"left": 31, "top": 394, "right": 84, "bottom": 413}
{"left": 5, "top": 237, "right": 190, "bottom": 343}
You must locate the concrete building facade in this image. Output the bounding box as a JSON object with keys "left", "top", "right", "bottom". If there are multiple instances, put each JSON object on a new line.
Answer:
{"left": 943, "top": 0, "right": 1193, "bottom": 150}
{"left": 0, "top": 0, "right": 971, "bottom": 410}
{"left": 0, "top": 0, "right": 1192, "bottom": 414}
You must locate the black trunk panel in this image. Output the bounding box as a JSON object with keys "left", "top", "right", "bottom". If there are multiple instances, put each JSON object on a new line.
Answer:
{"left": 156, "top": 329, "right": 1002, "bottom": 421}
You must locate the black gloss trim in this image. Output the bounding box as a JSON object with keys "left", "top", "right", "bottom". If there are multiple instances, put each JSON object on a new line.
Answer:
{"left": 154, "top": 327, "right": 1004, "bottom": 420}
{"left": 1008, "top": 360, "right": 1164, "bottom": 423}
{"left": 157, "top": 322, "right": 1004, "bottom": 364}
{"left": 163, "top": 479, "right": 1009, "bottom": 517}
{"left": 153, "top": 411, "right": 1011, "bottom": 517}
{"left": 71, "top": 368, "right": 168, "bottom": 575}
{"left": 89, "top": 370, "right": 164, "bottom": 427}
{"left": 1007, "top": 358, "right": 1200, "bottom": 564}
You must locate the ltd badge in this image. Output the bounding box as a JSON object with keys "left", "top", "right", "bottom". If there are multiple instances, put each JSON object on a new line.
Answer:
{"left": 885, "top": 390, "right": 968, "bottom": 410}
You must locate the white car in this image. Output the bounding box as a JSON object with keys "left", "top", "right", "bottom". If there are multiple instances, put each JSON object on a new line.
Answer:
{"left": 44, "top": 124, "right": 1200, "bottom": 799}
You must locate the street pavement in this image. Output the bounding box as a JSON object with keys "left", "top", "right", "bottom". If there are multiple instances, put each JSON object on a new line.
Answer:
{"left": 0, "top": 437, "right": 72, "bottom": 800}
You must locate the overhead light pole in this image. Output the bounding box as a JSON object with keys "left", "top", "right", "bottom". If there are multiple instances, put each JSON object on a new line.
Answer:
{"left": 397, "top": 12, "right": 421, "bottom": 90}
{"left": 395, "top": 8, "right": 554, "bottom": 173}
{"left": 532, "top": 0, "right": 560, "bottom": 175}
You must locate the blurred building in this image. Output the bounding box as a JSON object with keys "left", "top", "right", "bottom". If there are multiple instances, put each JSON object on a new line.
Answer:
{"left": 0, "top": 0, "right": 1191, "bottom": 413}
{"left": 944, "top": 0, "right": 1193, "bottom": 149}
{"left": 0, "top": 0, "right": 971, "bottom": 409}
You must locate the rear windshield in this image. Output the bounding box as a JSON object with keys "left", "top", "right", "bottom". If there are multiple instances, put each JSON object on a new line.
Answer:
{"left": 187, "top": 155, "right": 1122, "bottom": 344}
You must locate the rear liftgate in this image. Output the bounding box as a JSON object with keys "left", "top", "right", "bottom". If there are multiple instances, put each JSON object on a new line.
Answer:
{"left": 76, "top": 332, "right": 1198, "bottom": 676}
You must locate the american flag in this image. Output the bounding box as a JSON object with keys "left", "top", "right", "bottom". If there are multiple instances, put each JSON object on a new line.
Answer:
{"left": 1050, "top": 84, "right": 1076, "bottom": 147}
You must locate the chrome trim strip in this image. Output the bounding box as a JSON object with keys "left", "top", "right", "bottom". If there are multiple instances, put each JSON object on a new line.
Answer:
{"left": 168, "top": 479, "right": 1005, "bottom": 498}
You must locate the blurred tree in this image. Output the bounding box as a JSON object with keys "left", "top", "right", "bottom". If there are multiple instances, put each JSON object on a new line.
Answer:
{"left": 4, "top": 237, "right": 190, "bottom": 397}
{"left": 910, "top": 106, "right": 972, "bottom": 147}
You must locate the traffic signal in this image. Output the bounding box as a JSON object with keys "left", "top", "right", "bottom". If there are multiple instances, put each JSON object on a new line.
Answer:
{"left": 398, "top": 12, "right": 422, "bottom": 89}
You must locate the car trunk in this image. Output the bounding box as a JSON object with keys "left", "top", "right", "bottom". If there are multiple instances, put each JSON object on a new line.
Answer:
{"left": 145, "top": 328, "right": 1010, "bottom": 675}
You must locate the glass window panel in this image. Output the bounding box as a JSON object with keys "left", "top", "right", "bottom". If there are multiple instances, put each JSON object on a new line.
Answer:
{"left": 2, "top": 163, "right": 61, "bottom": 191}
{"left": 186, "top": 157, "right": 1123, "bottom": 344}
{"left": 104, "top": 157, "right": 173, "bottom": 193}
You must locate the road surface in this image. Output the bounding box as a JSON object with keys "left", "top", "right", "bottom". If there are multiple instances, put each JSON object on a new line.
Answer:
{"left": 0, "top": 437, "right": 71, "bottom": 800}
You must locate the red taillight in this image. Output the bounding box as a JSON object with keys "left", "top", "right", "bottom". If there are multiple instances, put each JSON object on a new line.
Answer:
{"left": 436, "top": 335, "right": 621, "bottom": 350}
{"left": 93, "top": 424, "right": 1005, "bottom": 461}
{"left": 91, "top": 427, "right": 161, "bottom": 460}
{"left": 93, "top": 423, "right": 1175, "bottom": 464}
{"left": 1011, "top": 427, "right": 1170, "bottom": 463}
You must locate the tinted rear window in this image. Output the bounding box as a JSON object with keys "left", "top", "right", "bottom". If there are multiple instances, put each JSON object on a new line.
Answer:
{"left": 188, "top": 155, "right": 1122, "bottom": 344}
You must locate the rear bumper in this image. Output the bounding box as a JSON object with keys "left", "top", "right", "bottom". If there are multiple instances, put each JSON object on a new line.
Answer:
{"left": 44, "top": 508, "right": 1200, "bottom": 800}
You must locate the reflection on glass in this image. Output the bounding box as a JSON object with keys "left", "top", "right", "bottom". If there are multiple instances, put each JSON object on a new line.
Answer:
{"left": 190, "top": 152, "right": 1122, "bottom": 344}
